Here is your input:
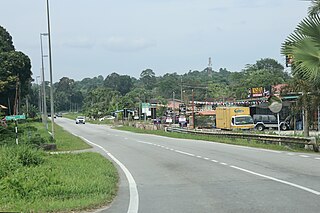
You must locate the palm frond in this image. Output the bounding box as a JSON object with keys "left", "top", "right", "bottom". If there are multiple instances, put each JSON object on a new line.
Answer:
{"left": 307, "top": 0, "right": 320, "bottom": 16}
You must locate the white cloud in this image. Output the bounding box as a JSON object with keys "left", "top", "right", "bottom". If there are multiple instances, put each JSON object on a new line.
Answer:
{"left": 101, "top": 36, "right": 156, "bottom": 52}
{"left": 62, "top": 37, "right": 95, "bottom": 49}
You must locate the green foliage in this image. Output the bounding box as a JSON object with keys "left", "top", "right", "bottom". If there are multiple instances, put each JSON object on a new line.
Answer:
{"left": 282, "top": 15, "right": 320, "bottom": 87}
{"left": 0, "top": 26, "right": 32, "bottom": 112}
{"left": 307, "top": 0, "right": 320, "bottom": 15}
{"left": 0, "top": 26, "right": 14, "bottom": 52}
{"left": 140, "top": 68, "right": 156, "bottom": 90}
{"left": 0, "top": 145, "right": 45, "bottom": 179}
{"left": 0, "top": 151, "right": 118, "bottom": 212}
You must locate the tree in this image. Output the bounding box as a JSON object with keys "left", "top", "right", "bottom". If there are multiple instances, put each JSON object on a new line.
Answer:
{"left": 282, "top": 15, "right": 320, "bottom": 87}
{"left": 140, "top": 69, "right": 156, "bottom": 90}
{"left": 0, "top": 26, "right": 14, "bottom": 52}
{"left": 0, "top": 51, "right": 32, "bottom": 114}
{"left": 104, "top": 73, "right": 133, "bottom": 95}
{"left": 282, "top": 12, "right": 320, "bottom": 136}
{"left": 307, "top": 0, "right": 320, "bottom": 15}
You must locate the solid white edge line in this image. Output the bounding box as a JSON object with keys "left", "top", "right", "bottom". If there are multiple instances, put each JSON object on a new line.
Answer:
{"left": 80, "top": 136, "right": 139, "bottom": 213}
{"left": 230, "top": 165, "right": 320, "bottom": 196}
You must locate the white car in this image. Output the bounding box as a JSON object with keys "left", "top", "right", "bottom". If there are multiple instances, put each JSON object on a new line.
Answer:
{"left": 76, "top": 116, "right": 85, "bottom": 124}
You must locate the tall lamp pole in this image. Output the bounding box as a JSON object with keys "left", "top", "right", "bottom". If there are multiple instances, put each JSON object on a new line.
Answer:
{"left": 40, "top": 33, "right": 48, "bottom": 130}
{"left": 36, "top": 76, "right": 41, "bottom": 115}
{"left": 46, "top": 0, "right": 55, "bottom": 138}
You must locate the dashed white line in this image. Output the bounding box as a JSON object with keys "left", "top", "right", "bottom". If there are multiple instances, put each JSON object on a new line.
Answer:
{"left": 174, "top": 150, "right": 194, "bottom": 157}
{"left": 230, "top": 165, "right": 320, "bottom": 196}
{"left": 136, "top": 140, "right": 320, "bottom": 196}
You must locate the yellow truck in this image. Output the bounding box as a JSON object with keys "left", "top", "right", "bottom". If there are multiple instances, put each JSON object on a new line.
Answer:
{"left": 216, "top": 107, "right": 254, "bottom": 130}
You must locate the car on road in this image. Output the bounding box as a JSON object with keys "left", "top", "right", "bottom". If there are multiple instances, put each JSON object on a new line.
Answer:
{"left": 76, "top": 116, "right": 85, "bottom": 124}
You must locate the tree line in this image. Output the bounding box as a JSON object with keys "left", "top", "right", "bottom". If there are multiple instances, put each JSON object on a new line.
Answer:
{"left": 27, "top": 58, "right": 289, "bottom": 119}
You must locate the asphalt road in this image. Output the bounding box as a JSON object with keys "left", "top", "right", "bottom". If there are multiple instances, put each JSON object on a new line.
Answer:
{"left": 55, "top": 118, "right": 320, "bottom": 213}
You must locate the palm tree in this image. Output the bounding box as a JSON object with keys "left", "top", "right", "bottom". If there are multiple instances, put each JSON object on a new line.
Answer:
{"left": 307, "top": 0, "right": 320, "bottom": 15}
{"left": 281, "top": 14, "right": 320, "bottom": 136}
{"left": 282, "top": 15, "right": 320, "bottom": 85}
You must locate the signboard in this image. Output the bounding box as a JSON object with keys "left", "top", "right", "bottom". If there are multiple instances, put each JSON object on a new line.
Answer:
{"left": 5, "top": 115, "right": 26, "bottom": 121}
{"left": 286, "top": 54, "right": 293, "bottom": 67}
{"left": 141, "top": 103, "right": 151, "bottom": 116}
{"left": 251, "top": 87, "right": 263, "bottom": 97}
{"left": 249, "top": 86, "right": 271, "bottom": 98}
{"left": 179, "top": 104, "right": 186, "bottom": 114}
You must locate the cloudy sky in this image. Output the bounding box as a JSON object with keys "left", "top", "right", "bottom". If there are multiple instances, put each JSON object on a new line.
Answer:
{"left": 0, "top": 0, "right": 310, "bottom": 82}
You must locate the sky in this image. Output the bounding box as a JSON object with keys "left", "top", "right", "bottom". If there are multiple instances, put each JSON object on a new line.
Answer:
{"left": 0, "top": 0, "right": 310, "bottom": 82}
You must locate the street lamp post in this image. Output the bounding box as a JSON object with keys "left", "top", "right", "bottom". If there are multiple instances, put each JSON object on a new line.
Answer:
{"left": 36, "top": 76, "right": 41, "bottom": 115}
{"left": 40, "top": 33, "right": 48, "bottom": 130}
{"left": 46, "top": 0, "right": 55, "bottom": 139}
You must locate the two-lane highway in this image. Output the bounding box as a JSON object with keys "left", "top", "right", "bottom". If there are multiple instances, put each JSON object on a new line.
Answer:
{"left": 55, "top": 118, "right": 320, "bottom": 213}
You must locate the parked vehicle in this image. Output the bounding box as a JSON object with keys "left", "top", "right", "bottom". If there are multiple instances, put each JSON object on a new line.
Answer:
{"left": 216, "top": 107, "right": 254, "bottom": 130}
{"left": 253, "top": 114, "right": 290, "bottom": 131}
{"left": 76, "top": 116, "right": 85, "bottom": 124}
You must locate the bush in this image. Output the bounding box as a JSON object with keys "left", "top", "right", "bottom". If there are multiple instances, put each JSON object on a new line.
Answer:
{"left": 0, "top": 145, "right": 45, "bottom": 179}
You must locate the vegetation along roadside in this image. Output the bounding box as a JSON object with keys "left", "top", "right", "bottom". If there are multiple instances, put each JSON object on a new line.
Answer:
{"left": 0, "top": 120, "right": 119, "bottom": 212}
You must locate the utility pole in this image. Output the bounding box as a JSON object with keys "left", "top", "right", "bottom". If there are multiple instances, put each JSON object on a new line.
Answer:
{"left": 206, "top": 57, "right": 212, "bottom": 102}
{"left": 40, "top": 33, "right": 48, "bottom": 130}
{"left": 180, "top": 76, "right": 183, "bottom": 103}
{"left": 46, "top": 0, "right": 55, "bottom": 138}
{"left": 192, "top": 89, "right": 195, "bottom": 129}
{"left": 36, "top": 76, "right": 41, "bottom": 115}
{"left": 173, "top": 91, "right": 175, "bottom": 124}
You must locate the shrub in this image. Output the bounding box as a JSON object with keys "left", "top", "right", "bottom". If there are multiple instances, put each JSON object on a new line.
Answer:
{"left": 0, "top": 145, "right": 45, "bottom": 179}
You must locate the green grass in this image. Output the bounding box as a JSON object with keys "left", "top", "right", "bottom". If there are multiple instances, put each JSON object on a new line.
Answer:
{"left": 116, "top": 126, "right": 308, "bottom": 152}
{"left": 50, "top": 122, "right": 92, "bottom": 151}
{"left": 0, "top": 147, "right": 118, "bottom": 212}
{"left": 14, "top": 120, "right": 91, "bottom": 151}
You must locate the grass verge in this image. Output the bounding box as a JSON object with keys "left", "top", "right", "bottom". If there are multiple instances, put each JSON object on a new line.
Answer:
{"left": 49, "top": 122, "right": 92, "bottom": 151}
{"left": 0, "top": 147, "right": 118, "bottom": 212}
{"left": 115, "top": 126, "right": 308, "bottom": 152}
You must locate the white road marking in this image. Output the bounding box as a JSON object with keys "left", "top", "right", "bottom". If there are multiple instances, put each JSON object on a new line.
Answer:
{"left": 80, "top": 136, "right": 139, "bottom": 213}
{"left": 287, "top": 153, "right": 295, "bottom": 156}
{"left": 230, "top": 165, "right": 320, "bottom": 196}
{"left": 134, "top": 139, "right": 320, "bottom": 196}
{"left": 174, "top": 150, "right": 194, "bottom": 156}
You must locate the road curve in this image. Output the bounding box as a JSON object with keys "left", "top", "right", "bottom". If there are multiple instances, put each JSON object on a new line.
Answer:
{"left": 55, "top": 118, "right": 320, "bottom": 213}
